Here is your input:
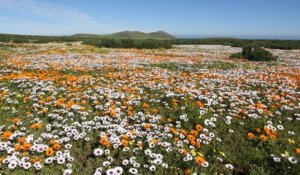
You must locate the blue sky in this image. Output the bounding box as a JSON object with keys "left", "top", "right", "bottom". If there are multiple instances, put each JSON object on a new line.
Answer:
{"left": 0, "top": 0, "right": 300, "bottom": 38}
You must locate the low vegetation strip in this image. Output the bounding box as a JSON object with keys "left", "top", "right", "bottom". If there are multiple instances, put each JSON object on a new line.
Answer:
{"left": 1, "top": 33, "right": 300, "bottom": 50}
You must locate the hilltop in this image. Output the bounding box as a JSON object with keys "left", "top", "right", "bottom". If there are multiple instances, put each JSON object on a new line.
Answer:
{"left": 72, "top": 31, "right": 175, "bottom": 40}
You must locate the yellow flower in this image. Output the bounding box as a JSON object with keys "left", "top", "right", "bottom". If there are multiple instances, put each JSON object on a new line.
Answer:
{"left": 288, "top": 139, "right": 295, "bottom": 144}
{"left": 220, "top": 151, "right": 226, "bottom": 157}
{"left": 190, "top": 150, "right": 196, "bottom": 156}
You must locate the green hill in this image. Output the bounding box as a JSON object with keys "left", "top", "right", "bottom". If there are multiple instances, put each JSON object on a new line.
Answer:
{"left": 72, "top": 31, "right": 175, "bottom": 40}
{"left": 107, "top": 31, "right": 175, "bottom": 39}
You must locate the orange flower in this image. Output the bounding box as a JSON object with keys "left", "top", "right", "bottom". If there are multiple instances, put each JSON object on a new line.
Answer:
{"left": 196, "top": 124, "right": 203, "bottom": 131}
{"left": 152, "top": 109, "right": 158, "bottom": 113}
{"left": 41, "top": 108, "right": 48, "bottom": 114}
{"left": 2, "top": 131, "right": 13, "bottom": 140}
{"left": 31, "top": 123, "right": 42, "bottom": 129}
{"left": 34, "top": 157, "right": 41, "bottom": 163}
{"left": 196, "top": 142, "right": 201, "bottom": 148}
{"left": 195, "top": 156, "right": 206, "bottom": 165}
{"left": 81, "top": 100, "right": 87, "bottom": 105}
{"left": 12, "top": 125, "right": 18, "bottom": 130}
{"left": 151, "top": 139, "right": 158, "bottom": 144}
{"left": 296, "top": 148, "right": 300, "bottom": 155}
{"left": 169, "top": 128, "right": 176, "bottom": 133}
{"left": 248, "top": 132, "right": 255, "bottom": 139}
{"left": 121, "top": 139, "right": 128, "bottom": 147}
{"left": 22, "top": 152, "right": 29, "bottom": 157}
{"left": 269, "top": 134, "right": 277, "bottom": 140}
{"left": 102, "top": 140, "right": 111, "bottom": 148}
{"left": 30, "top": 124, "right": 36, "bottom": 129}
{"left": 99, "top": 137, "right": 107, "bottom": 144}
{"left": 13, "top": 117, "right": 21, "bottom": 123}
{"left": 142, "top": 103, "right": 149, "bottom": 109}
{"left": 185, "top": 169, "right": 191, "bottom": 175}
{"left": 45, "top": 147, "right": 54, "bottom": 156}
{"left": 190, "top": 140, "right": 197, "bottom": 146}
{"left": 187, "top": 135, "right": 196, "bottom": 142}
{"left": 110, "top": 110, "right": 116, "bottom": 117}
{"left": 264, "top": 127, "right": 271, "bottom": 135}
{"left": 127, "top": 111, "right": 133, "bottom": 116}
{"left": 18, "top": 137, "right": 26, "bottom": 144}
{"left": 36, "top": 123, "right": 43, "bottom": 129}
{"left": 66, "top": 100, "right": 74, "bottom": 109}
{"left": 15, "top": 144, "right": 23, "bottom": 151}
{"left": 53, "top": 143, "right": 61, "bottom": 150}
{"left": 128, "top": 106, "right": 134, "bottom": 111}
{"left": 256, "top": 102, "right": 263, "bottom": 109}
{"left": 23, "top": 142, "right": 32, "bottom": 151}
{"left": 55, "top": 101, "right": 63, "bottom": 107}
{"left": 260, "top": 135, "right": 267, "bottom": 142}
{"left": 180, "top": 129, "right": 187, "bottom": 136}
{"left": 143, "top": 123, "right": 151, "bottom": 129}
{"left": 49, "top": 139, "right": 57, "bottom": 145}
{"left": 121, "top": 134, "right": 129, "bottom": 140}
{"left": 196, "top": 101, "right": 204, "bottom": 108}
{"left": 1, "top": 90, "right": 9, "bottom": 96}
{"left": 190, "top": 130, "right": 199, "bottom": 137}
{"left": 256, "top": 128, "right": 261, "bottom": 133}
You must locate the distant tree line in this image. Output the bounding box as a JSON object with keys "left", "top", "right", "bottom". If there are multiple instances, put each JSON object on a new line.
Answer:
{"left": 172, "top": 39, "right": 300, "bottom": 50}
{"left": 1, "top": 34, "right": 300, "bottom": 50}
{"left": 82, "top": 38, "right": 172, "bottom": 49}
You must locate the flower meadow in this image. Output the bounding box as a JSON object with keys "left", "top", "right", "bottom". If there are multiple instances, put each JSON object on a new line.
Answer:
{"left": 0, "top": 44, "right": 299, "bottom": 175}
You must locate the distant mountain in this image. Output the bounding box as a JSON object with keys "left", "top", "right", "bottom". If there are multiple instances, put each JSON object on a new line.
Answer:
{"left": 149, "top": 31, "right": 176, "bottom": 39}
{"left": 72, "top": 31, "right": 175, "bottom": 40}
{"left": 108, "top": 31, "right": 175, "bottom": 39}
{"left": 71, "top": 34, "right": 101, "bottom": 37}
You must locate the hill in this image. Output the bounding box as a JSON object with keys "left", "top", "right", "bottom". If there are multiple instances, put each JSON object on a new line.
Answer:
{"left": 72, "top": 31, "right": 175, "bottom": 40}
{"left": 107, "top": 31, "right": 175, "bottom": 39}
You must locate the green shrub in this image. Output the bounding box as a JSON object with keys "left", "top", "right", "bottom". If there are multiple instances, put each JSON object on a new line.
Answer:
{"left": 230, "top": 52, "right": 243, "bottom": 59}
{"left": 121, "top": 39, "right": 135, "bottom": 48}
{"left": 242, "top": 45, "right": 276, "bottom": 61}
{"left": 102, "top": 38, "right": 122, "bottom": 48}
{"left": 82, "top": 38, "right": 172, "bottom": 49}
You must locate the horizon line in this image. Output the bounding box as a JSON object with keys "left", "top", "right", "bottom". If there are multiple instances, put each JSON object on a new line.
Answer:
{"left": 1, "top": 32, "right": 300, "bottom": 40}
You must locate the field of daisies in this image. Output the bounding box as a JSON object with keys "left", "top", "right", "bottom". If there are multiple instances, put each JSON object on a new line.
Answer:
{"left": 0, "top": 43, "right": 299, "bottom": 175}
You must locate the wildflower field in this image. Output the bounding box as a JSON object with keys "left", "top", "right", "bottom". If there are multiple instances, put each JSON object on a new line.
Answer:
{"left": 0, "top": 43, "right": 299, "bottom": 175}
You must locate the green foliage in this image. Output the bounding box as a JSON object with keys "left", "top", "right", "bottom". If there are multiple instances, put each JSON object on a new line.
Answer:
{"left": 135, "top": 39, "right": 172, "bottom": 49}
{"left": 101, "top": 38, "right": 122, "bottom": 48}
{"left": 120, "top": 39, "right": 135, "bottom": 48}
{"left": 230, "top": 52, "right": 243, "bottom": 59}
{"left": 82, "top": 38, "right": 172, "bottom": 49}
{"left": 242, "top": 45, "right": 276, "bottom": 61}
{"left": 1, "top": 33, "right": 300, "bottom": 50}
{"left": 172, "top": 38, "right": 300, "bottom": 50}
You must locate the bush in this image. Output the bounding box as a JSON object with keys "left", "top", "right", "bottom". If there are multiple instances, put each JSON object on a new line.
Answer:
{"left": 82, "top": 38, "right": 172, "bottom": 49}
{"left": 12, "top": 39, "right": 29, "bottom": 43}
{"left": 101, "top": 38, "right": 122, "bottom": 48}
{"left": 230, "top": 52, "right": 243, "bottom": 59}
{"left": 121, "top": 39, "right": 135, "bottom": 48}
{"left": 242, "top": 45, "right": 276, "bottom": 61}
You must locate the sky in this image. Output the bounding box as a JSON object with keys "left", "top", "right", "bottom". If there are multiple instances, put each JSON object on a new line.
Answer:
{"left": 0, "top": 0, "right": 300, "bottom": 38}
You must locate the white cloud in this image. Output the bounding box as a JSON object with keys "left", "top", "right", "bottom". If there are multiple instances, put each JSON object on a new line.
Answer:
{"left": 0, "top": 0, "right": 114, "bottom": 35}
